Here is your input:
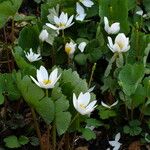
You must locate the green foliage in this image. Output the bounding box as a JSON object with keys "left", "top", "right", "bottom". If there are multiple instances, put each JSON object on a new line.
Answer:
{"left": 0, "top": 0, "right": 22, "bottom": 28}
{"left": 4, "top": 136, "right": 21, "bottom": 148}
{"left": 18, "top": 25, "right": 40, "bottom": 50}
{"left": 97, "top": 106, "right": 117, "bottom": 119}
{"left": 81, "top": 128, "right": 96, "bottom": 141}
{"left": 4, "top": 135, "right": 29, "bottom": 148}
{"left": 60, "top": 69, "right": 88, "bottom": 96}
{"left": 0, "top": 73, "right": 21, "bottom": 104}
{"left": 55, "top": 97, "right": 71, "bottom": 135}
{"left": 123, "top": 120, "right": 142, "bottom": 136}
{"left": 16, "top": 74, "right": 54, "bottom": 124}
{"left": 118, "top": 64, "right": 145, "bottom": 96}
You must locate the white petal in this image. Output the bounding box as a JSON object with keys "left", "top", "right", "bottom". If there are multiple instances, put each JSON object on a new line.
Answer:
{"left": 76, "top": 14, "right": 86, "bottom": 21}
{"left": 78, "top": 42, "right": 87, "bottom": 52}
{"left": 109, "top": 141, "right": 117, "bottom": 147}
{"left": 108, "top": 36, "right": 114, "bottom": 48}
{"left": 86, "top": 100, "right": 97, "bottom": 110}
{"left": 30, "top": 76, "right": 41, "bottom": 87}
{"left": 54, "top": 16, "right": 60, "bottom": 25}
{"left": 113, "top": 43, "right": 121, "bottom": 52}
{"left": 115, "top": 133, "right": 121, "bottom": 141}
{"left": 101, "top": 101, "right": 111, "bottom": 109}
{"left": 115, "top": 33, "right": 126, "bottom": 44}
{"left": 66, "top": 15, "right": 74, "bottom": 27}
{"left": 110, "top": 100, "right": 118, "bottom": 107}
{"left": 37, "top": 66, "right": 48, "bottom": 82}
{"left": 104, "top": 16, "right": 109, "bottom": 32}
{"left": 51, "top": 74, "right": 61, "bottom": 87}
{"left": 78, "top": 92, "right": 90, "bottom": 107}
{"left": 110, "top": 23, "right": 120, "bottom": 34}
{"left": 76, "top": 2, "right": 85, "bottom": 14}
{"left": 73, "top": 93, "right": 78, "bottom": 110}
{"left": 113, "top": 143, "right": 122, "bottom": 150}
{"left": 49, "top": 68, "right": 58, "bottom": 81}
{"left": 87, "top": 85, "right": 95, "bottom": 93}
{"left": 39, "top": 29, "right": 49, "bottom": 41}
{"left": 136, "top": 10, "right": 143, "bottom": 16}
{"left": 46, "top": 23, "right": 58, "bottom": 30}
{"left": 80, "top": 0, "right": 94, "bottom": 7}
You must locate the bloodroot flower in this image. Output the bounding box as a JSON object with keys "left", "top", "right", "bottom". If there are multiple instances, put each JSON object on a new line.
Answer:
{"left": 107, "top": 33, "right": 130, "bottom": 53}
{"left": 30, "top": 66, "right": 61, "bottom": 89}
{"left": 46, "top": 12, "right": 74, "bottom": 31}
{"left": 73, "top": 92, "right": 97, "bottom": 115}
{"left": 24, "top": 48, "right": 41, "bottom": 62}
{"left": 65, "top": 41, "right": 76, "bottom": 58}
{"left": 104, "top": 16, "right": 120, "bottom": 34}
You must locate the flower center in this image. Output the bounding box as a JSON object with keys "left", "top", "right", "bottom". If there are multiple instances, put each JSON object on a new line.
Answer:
{"left": 58, "top": 23, "right": 66, "bottom": 28}
{"left": 80, "top": 104, "right": 86, "bottom": 110}
{"left": 43, "top": 79, "right": 51, "bottom": 85}
{"left": 65, "top": 46, "right": 72, "bottom": 55}
{"left": 117, "top": 41, "right": 124, "bottom": 49}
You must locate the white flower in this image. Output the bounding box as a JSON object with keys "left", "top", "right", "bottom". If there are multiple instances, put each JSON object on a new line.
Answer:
{"left": 136, "top": 10, "right": 147, "bottom": 18}
{"left": 78, "top": 42, "right": 87, "bottom": 52}
{"left": 46, "top": 12, "right": 74, "bottom": 31}
{"left": 101, "top": 100, "right": 118, "bottom": 109}
{"left": 76, "top": 2, "right": 86, "bottom": 21}
{"left": 65, "top": 41, "right": 76, "bottom": 58}
{"left": 109, "top": 133, "right": 122, "bottom": 150}
{"left": 73, "top": 92, "right": 97, "bottom": 115}
{"left": 24, "top": 48, "right": 41, "bottom": 62}
{"left": 79, "top": 0, "right": 94, "bottom": 8}
{"left": 104, "top": 17, "right": 120, "bottom": 34}
{"left": 107, "top": 33, "right": 130, "bottom": 53}
{"left": 136, "top": 10, "right": 143, "bottom": 16}
{"left": 39, "top": 29, "right": 49, "bottom": 42}
{"left": 30, "top": 66, "right": 61, "bottom": 89}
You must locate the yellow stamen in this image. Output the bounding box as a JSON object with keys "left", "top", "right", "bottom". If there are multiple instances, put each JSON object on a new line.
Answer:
{"left": 43, "top": 79, "right": 51, "bottom": 85}
{"left": 58, "top": 23, "right": 66, "bottom": 28}
{"left": 117, "top": 41, "right": 124, "bottom": 49}
{"left": 80, "top": 104, "right": 86, "bottom": 109}
{"left": 65, "top": 46, "right": 72, "bottom": 55}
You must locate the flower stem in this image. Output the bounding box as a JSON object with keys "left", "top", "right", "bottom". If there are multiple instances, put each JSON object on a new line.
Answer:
{"left": 45, "top": 89, "right": 48, "bottom": 97}
{"left": 62, "top": 30, "right": 65, "bottom": 43}
{"left": 88, "top": 63, "right": 96, "bottom": 88}
{"left": 30, "top": 108, "right": 44, "bottom": 150}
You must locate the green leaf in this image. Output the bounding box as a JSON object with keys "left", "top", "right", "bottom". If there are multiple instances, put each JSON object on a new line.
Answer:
{"left": 0, "top": 0, "right": 22, "bottom": 28}
{"left": 18, "top": 136, "right": 29, "bottom": 145}
{"left": 16, "top": 74, "right": 54, "bottom": 124}
{"left": 60, "top": 69, "right": 88, "bottom": 96}
{"left": 4, "top": 136, "right": 21, "bottom": 148}
{"left": 35, "top": 97, "right": 55, "bottom": 124}
{"left": 118, "top": 64, "right": 145, "bottom": 96}
{"left": 97, "top": 106, "right": 117, "bottom": 120}
{"left": 74, "top": 53, "right": 87, "bottom": 65}
{"left": 81, "top": 128, "right": 96, "bottom": 141}
{"left": 131, "top": 84, "right": 146, "bottom": 108}
{"left": 86, "top": 118, "right": 103, "bottom": 128}
{"left": 123, "top": 120, "right": 142, "bottom": 136}
{"left": 18, "top": 25, "right": 40, "bottom": 50}
{"left": 55, "top": 97, "right": 71, "bottom": 135}
{"left": 86, "top": 39, "right": 102, "bottom": 62}
{"left": 101, "top": 76, "right": 118, "bottom": 94}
